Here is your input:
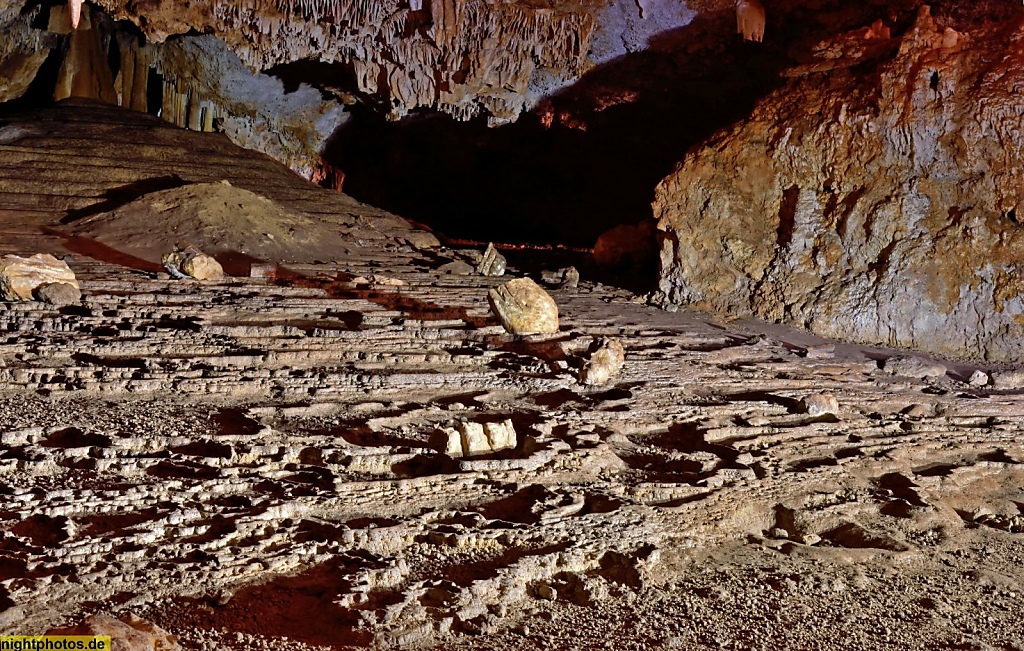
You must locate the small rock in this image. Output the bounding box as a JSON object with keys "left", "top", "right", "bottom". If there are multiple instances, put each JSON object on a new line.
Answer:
{"left": 579, "top": 338, "right": 625, "bottom": 385}
{"left": 801, "top": 533, "right": 822, "bottom": 546}
{"left": 48, "top": 613, "right": 180, "bottom": 651}
{"left": 769, "top": 527, "right": 789, "bottom": 540}
{"left": 802, "top": 344, "right": 835, "bottom": 359}
{"left": 968, "top": 370, "right": 990, "bottom": 387}
{"left": 540, "top": 266, "right": 580, "bottom": 289}
{"left": 535, "top": 582, "right": 557, "bottom": 601}
{"left": 0, "top": 253, "right": 79, "bottom": 301}
{"left": 476, "top": 243, "right": 507, "bottom": 277}
{"left": 800, "top": 393, "right": 839, "bottom": 416}
{"left": 989, "top": 369, "right": 1024, "bottom": 389}
{"left": 901, "top": 403, "right": 931, "bottom": 418}
{"left": 351, "top": 274, "right": 405, "bottom": 286}
{"left": 438, "top": 260, "right": 475, "bottom": 275}
{"left": 488, "top": 277, "right": 559, "bottom": 335}
{"left": 405, "top": 231, "right": 440, "bottom": 249}
{"left": 162, "top": 244, "right": 224, "bottom": 281}
{"left": 882, "top": 355, "right": 948, "bottom": 379}
{"left": 249, "top": 262, "right": 277, "bottom": 278}
{"left": 35, "top": 282, "right": 81, "bottom": 305}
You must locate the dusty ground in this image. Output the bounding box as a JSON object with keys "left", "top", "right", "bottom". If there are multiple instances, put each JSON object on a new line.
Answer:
{"left": 0, "top": 102, "right": 1023, "bottom": 651}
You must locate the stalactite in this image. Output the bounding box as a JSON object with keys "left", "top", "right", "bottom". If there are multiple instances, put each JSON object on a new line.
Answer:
{"left": 96, "top": 0, "right": 595, "bottom": 122}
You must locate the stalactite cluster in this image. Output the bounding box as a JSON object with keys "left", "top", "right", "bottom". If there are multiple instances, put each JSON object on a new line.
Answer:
{"left": 92, "top": 0, "right": 597, "bottom": 120}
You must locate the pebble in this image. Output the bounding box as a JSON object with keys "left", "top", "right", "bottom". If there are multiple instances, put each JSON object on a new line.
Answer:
{"left": 540, "top": 266, "right": 580, "bottom": 289}
{"left": 488, "top": 277, "right": 559, "bottom": 335}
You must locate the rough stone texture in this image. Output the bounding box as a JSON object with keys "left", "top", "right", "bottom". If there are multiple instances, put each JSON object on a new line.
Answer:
{"left": 162, "top": 245, "right": 225, "bottom": 281}
{"left": 151, "top": 35, "right": 347, "bottom": 180}
{"left": 35, "top": 282, "right": 82, "bottom": 305}
{"left": 89, "top": 0, "right": 598, "bottom": 123}
{"left": 488, "top": 277, "right": 560, "bottom": 335}
{"left": 0, "top": 6, "right": 50, "bottom": 103}
{"left": 50, "top": 614, "right": 179, "bottom": 651}
{"left": 799, "top": 392, "right": 839, "bottom": 417}
{"left": 654, "top": 7, "right": 1024, "bottom": 361}
{"left": 6, "top": 59, "right": 1024, "bottom": 651}
{"left": 579, "top": 337, "right": 625, "bottom": 386}
{"left": 475, "top": 242, "right": 507, "bottom": 277}
{"left": 0, "top": 254, "right": 79, "bottom": 301}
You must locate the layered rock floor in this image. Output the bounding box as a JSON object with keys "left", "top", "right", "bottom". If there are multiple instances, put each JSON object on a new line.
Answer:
{"left": 1, "top": 102, "right": 1023, "bottom": 650}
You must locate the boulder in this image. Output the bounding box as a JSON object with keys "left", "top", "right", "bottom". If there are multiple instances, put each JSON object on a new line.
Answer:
{"left": 654, "top": 8, "right": 1024, "bottom": 361}
{"left": 36, "top": 282, "right": 82, "bottom": 305}
{"left": 488, "top": 277, "right": 559, "bottom": 335}
{"left": 0, "top": 254, "right": 79, "bottom": 301}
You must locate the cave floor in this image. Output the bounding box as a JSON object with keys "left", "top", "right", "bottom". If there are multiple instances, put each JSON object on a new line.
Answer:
{"left": 0, "top": 101, "right": 1023, "bottom": 651}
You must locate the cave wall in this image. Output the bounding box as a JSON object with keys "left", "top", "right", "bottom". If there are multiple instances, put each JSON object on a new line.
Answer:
{"left": 654, "top": 6, "right": 1024, "bottom": 361}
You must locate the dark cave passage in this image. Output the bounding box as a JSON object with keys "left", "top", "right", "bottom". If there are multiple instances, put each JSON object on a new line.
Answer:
{"left": 323, "top": 22, "right": 791, "bottom": 251}
{"left": 316, "top": 0, "right": 943, "bottom": 252}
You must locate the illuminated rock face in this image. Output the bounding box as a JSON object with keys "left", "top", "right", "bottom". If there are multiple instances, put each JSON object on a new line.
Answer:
{"left": 655, "top": 8, "right": 1024, "bottom": 361}
{"left": 90, "top": 0, "right": 598, "bottom": 123}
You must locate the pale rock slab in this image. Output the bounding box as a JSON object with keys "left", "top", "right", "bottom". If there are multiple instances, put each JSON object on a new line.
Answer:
{"left": 0, "top": 254, "right": 79, "bottom": 301}
{"left": 882, "top": 356, "right": 948, "bottom": 379}
{"left": 488, "top": 277, "right": 559, "bottom": 335}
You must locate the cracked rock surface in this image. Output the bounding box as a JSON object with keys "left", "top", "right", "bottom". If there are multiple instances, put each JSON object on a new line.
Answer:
{"left": 1, "top": 101, "right": 1024, "bottom": 651}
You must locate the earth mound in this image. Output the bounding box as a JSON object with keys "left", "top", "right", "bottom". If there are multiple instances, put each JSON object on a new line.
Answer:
{"left": 65, "top": 181, "right": 355, "bottom": 272}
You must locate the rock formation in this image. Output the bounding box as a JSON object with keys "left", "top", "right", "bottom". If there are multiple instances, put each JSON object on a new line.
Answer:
{"left": 90, "top": 0, "right": 598, "bottom": 123}
{"left": 655, "top": 6, "right": 1024, "bottom": 362}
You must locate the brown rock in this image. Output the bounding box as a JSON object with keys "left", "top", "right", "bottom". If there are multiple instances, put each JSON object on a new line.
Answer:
{"left": 488, "top": 277, "right": 560, "bottom": 335}
{"left": 654, "top": 7, "right": 1024, "bottom": 361}
{"left": 0, "top": 253, "right": 79, "bottom": 301}
{"left": 35, "top": 282, "right": 82, "bottom": 305}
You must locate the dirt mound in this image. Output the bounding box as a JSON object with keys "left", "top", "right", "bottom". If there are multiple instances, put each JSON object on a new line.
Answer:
{"left": 65, "top": 181, "right": 353, "bottom": 272}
